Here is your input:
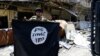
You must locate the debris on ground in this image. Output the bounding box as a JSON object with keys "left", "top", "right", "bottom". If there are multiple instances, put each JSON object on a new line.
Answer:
{"left": 0, "top": 21, "right": 92, "bottom": 56}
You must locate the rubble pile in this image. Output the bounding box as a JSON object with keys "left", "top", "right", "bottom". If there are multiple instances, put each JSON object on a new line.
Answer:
{"left": 58, "top": 21, "right": 92, "bottom": 56}
{"left": 0, "top": 45, "right": 13, "bottom": 56}
{"left": 59, "top": 21, "right": 91, "bottom": 49}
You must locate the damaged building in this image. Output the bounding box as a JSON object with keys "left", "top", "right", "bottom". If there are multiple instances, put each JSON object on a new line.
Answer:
{"left": 0, "top": 0, "right": 80, "bottom": 28}
{"left": 0, "top": 0, "right": 93, "bottom": 56}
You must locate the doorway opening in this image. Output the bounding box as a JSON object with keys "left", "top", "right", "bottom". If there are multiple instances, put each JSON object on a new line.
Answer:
{"left": 18, "top": 12, "right": 34, "bottom": 21}
{"left": 0, "top": 16, "right": 8, "bottom": 29}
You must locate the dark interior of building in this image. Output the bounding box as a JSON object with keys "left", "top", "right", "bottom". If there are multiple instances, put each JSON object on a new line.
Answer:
{"left": 18, "top": 12, "right": 34, "bottom": 20}
{"left": 0, "top": 16, "right": 8, "bottom": 28}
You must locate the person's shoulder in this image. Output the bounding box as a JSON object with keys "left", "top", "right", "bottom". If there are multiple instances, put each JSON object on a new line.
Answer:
{"left": 31, "top": 16, "right": 37, "bottom": 18}
{"left": 29, "top": 16, "right": 37, "bottom": 21}
{"left": 42, "top": 16, "right": 48, "bottom": 21}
